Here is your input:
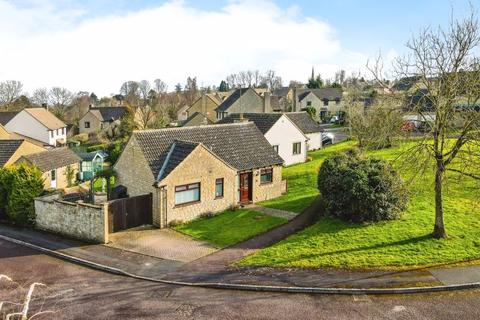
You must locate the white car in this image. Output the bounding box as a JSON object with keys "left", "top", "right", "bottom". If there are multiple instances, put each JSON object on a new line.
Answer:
{"left": 330, "top": 116, "right": 339, "bottom": 123}
{"left": 322, "top": 132, "right": 335, "bottom": 145}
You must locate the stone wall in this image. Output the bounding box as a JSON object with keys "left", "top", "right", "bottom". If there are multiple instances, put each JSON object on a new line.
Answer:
{"left": 252, "top": 165, "right": 285, "bottom": 202}
{"left": 35, "top": 193, "right": 109, "bottom": 243}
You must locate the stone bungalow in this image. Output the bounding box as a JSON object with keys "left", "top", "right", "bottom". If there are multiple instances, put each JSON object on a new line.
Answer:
{"left": 114, "top": 122, "right": 285, "bottom": 227}
{"left": 79, "top": 106, "right": 127, "bottom": 135}
{"left": 16, "top": 147, "right": 81, "bottom": 190}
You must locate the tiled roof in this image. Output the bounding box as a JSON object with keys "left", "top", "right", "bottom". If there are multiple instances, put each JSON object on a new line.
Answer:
{"left": 133, "top": 122, "right": 283, "bottom": 178}
{"left": 181, "top": 112, "right": 213, "bottom": 127}
{"left": 24, "top": 108, "right": 65, "bottom": 130}
{"left": 217, "top": 113, "right": 282, "bottom": 134}
{"left": 273, "top": 87, "right": 291, "bottom": 97}
{"left": 215, "top": 88, "right": 250, "bottom": 112}
{"left": 0, "top": 111, "right": 19, "bottom": 126}
{"left": 89, "top": 107, "right": 127, "bottom": 122}
{"left": 0, "top": 140, "right": 23, "bottom": 167}
{"left": 298, "top": 88, "right": 342, "bottom": 101}
{"left": 19, "top": 147, "right": 81, "bottom": 172}
{"left": 156, "top": 140, "right": 199, "bottom": 181}
{"left": 285, "top": 112, "right": 324, "bottom": 134}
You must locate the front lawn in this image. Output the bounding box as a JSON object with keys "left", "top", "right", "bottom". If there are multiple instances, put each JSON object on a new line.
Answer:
{"left": 259, "top": 141, "right": 356, "bottom": 213}
{"left": 173, "top": 209, "right": 287, "bottom": 248}
{"left": 239, "top": 142, "right": 480, "bottom": 269}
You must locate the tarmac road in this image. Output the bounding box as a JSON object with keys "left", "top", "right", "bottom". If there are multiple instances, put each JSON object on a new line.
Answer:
{"left": 1, "top": 239, "right": 480, "bottom": 320}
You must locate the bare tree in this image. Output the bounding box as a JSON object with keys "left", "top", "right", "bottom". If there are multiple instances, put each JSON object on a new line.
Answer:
{"left": 261, "top": 70, "right": 283, "bottom": 91}
{"left": 48, "top": 87, "right": 73, "bottom": 120}
{"left": 0, "top": 80, "right": 23, "bottom": 110}
{"left": 30, "top": 88, "right": 49, "bottom": 107}
{"left": 369, "top": 9, "right": 480, "bottom": 238}
{"left": 153, "top": 78, "right": 168, "bottom": 94}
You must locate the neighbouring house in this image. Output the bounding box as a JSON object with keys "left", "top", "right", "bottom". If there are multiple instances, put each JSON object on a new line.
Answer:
{"left": 4, "top": 108, "right": 67, "bottom": 146}
{"left": 0, "top": 139, "right": 46, "bottom": 168}
{"left": 284, "top": 112, "right": 324, "bottom": 150}
{"left": 215, "top": 88, "right": 270, "bottom": 120}
{"left": 218, "top": 113, "right": 308, "bottom": 166}
{"left": 180, "top": 112, "right": 214, "bottom": 127}
{"left": 78, "top": 150, "right": 107, "bottom": 181}
{"left": 176, "top": 104, "right": 190, "bottom": 122}
{"left": 294, "top": 88, "right": 343, "bottom": 121}
{"left": 0, "top": 124, "right": 10, "bottom": 139}
{"left": 183, "top": 94, "right": 222, "bottom": 123}
{"left": 78, "top": 106, "right": 127, "bottom": 135}
{"left": 0, "top": 111, "right": 19, "bottom": 126}
{"left": 0, "top": 123, "right": 49, "bottom": 147}
{"left": 16, "top": 148, "right": 81, "bottom": 189}
{"left": 114, "top": 123, "right": 286, "bottom": 227}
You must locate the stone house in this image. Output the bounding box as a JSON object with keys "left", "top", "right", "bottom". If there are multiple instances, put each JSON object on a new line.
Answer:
{"left": 295, "top": 88, "right": 343, "bottom": 121}
{"left": 16, "top": 147, "right": 81, "bottom": 189}
{"left": 218, "top": 113, "right": 309, "bottom": 166}
{"left": 180, "top": 112, "right": 214, "bottom": 127}
{"left": 183, "top": 94, "right": 222, "bottom": 123}
{"left": 114, "top": 123, "right": 285, "bottom": 227}
{"left": 0, "top": 139, "right": 46, "bottom": 168}
{"left": 78, "top": 106, "right": 127, "bottom": 135}
{"left": 215, "top": 88, "right": 271, "bottom": 120}
{"left": 5, "top": 108, "right": 67, "bottom": 146}
{"left": 285, "top": 112, "right": 324, "bottom": 150}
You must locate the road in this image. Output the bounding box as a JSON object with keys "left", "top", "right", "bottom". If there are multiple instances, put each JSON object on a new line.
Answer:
{"left": 1, "top": 240, "right": 480, "bottom": 319}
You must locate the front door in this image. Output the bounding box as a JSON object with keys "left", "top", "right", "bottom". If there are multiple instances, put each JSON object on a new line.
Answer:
{"left": 239, "top": 172, "right": 252, "bottom": 204}
{"left": 50, "top": 169, "right": 57, "bottom": 189}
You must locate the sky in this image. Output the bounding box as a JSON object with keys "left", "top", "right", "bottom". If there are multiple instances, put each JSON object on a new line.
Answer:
{"left": 0, "top": 0, "right": 476, "bottom": 96}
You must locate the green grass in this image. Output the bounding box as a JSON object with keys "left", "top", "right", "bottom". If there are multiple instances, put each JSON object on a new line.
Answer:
{"left": 259, "top": 141, "right": 356, "bottom": 213}
{"left": 173, "top": 209, "right": 288, "bottom": 248}
{"left": 239, "top": 141, "right": 480, "bottom": 270}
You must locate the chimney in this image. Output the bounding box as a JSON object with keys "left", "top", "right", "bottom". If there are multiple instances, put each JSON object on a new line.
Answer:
{"left": 201, "top": 93, "right": 207, "bottom": 115}
{"left": 263, "top": 92, "right": 271, "bottom": 113}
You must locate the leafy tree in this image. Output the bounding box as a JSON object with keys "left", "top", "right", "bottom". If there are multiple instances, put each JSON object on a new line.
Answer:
{"left": 4, "top": 164, "right": 44, "bottom": 226}
{"left": 64, "top": 165, "right": 76, "bottom": 188}
{"left": 219, "top": 80, "right": 229, "bottom": 92}
{"left": 304, "top": 106, "right": 316, "bottom": 119}
{"left": 306, "top": 69, "right": 324, "bottom": 89}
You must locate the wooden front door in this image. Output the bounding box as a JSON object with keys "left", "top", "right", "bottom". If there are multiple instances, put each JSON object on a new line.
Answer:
{"left": 239, "top": 172, "right": 252, "bottom": 204}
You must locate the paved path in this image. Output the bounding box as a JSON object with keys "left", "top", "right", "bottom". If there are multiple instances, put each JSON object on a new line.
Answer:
{"left": 108, "top": 227, "right": 218, "bottom": 263}
{"left": 247, "top": 204, "right": 297, "bottom": 220}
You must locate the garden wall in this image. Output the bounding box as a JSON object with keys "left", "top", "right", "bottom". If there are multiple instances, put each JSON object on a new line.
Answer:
{"left": 35, "top": 193, "right": 109, "bottom": 243}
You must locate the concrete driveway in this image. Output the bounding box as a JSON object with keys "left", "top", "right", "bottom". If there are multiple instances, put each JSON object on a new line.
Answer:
{"left": 107, "top": 227, "right": 218, "bottom": 263}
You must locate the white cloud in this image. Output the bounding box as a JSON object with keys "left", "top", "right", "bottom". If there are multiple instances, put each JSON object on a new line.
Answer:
{"left": 0, "top": 0, "right": 369, "bottom": 96}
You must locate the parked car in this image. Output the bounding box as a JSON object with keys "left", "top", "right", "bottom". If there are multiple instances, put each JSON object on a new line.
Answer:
{"left": 330, "top": 116, "right": 340, "bottom": 123}
{"left": 322, "top": 132, "right": 335, "bottom": 145}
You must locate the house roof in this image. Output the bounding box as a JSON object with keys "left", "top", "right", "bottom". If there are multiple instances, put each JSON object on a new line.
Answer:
{"left": 132, "top": 122, "right": 283, "bottom": 178}
{"left": 78, "top": 150, "right": 107, "bottom": 161}
{"left": 89, "top": 107, "right": 127, "bottom": 122}
{"left": 0, "top": 111, "right": 19, "bottom": 126}
{"left": 0, "top": 140, "right": 23, "bottom": 167}
{"left": 273, "top": 87, "right": 291, "bottom": 97}
{"left": 285, "top": 112, "right": 324, "bottom": 134}
{"left": 156, "top": 140, "right": 199, "bottom": 181}
{"left": 19, "top": 147, "right": 81, "bottom": 172}
{"left": 215, "top": 88, "right": 253, "bottom": 112}
{"left": 217, "top": 113, "right": 283, "bottom": 134}
{"left": 298, "top": 88, "right": 343, "bottom": 101}
{"left": 24, "top": 108, "right": 66, "bottom": 130}
{"left": 181, "top": 112, "right": 214, "bottom": 127}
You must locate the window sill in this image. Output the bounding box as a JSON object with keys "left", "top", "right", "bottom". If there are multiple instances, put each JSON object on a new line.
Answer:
{"left": 174, "top": 200, "right": 200, "bottom": 208}
{"left": 214, "top": 196, "right": 224, "bottom": 200}
{"left": 260, "top": 182, "right": 273, "bottom": 186}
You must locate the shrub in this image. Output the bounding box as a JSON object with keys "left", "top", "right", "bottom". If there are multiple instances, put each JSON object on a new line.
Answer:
{"left": 0, "top": 167, "right": 14, "bottom": 218}
{"left": 318, "top": 149, "right": 408, "bottom": 223}
{"left": 4, "top": 164, "right": 44, "bottom": 226}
